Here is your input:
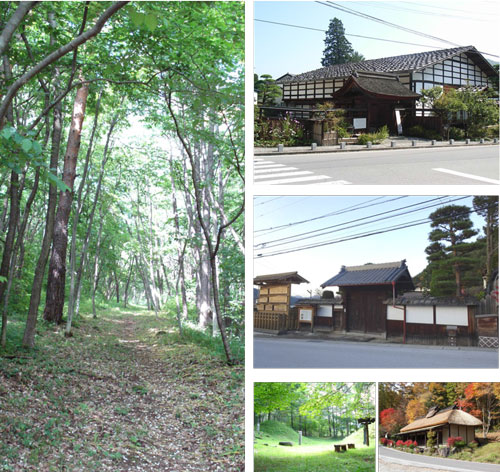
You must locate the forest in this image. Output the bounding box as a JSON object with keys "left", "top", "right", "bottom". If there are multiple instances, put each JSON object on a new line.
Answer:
{"left": 254, "top": 382, "right": 375, "bottom": 472}
{"left": 0, "top": 2, "right": 244, "bottom": 470}
{"left": 379, "top": 383, "right": 500, "bottom": 463}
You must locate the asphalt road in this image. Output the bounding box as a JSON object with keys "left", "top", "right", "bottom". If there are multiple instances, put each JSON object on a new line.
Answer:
{"left": 253, "top": 335, "right": 498, "bottom": 368}
{"left": 379, "top": 446, "right": 500, "bottom": 472}
{"left": 254, "top": 145, "right": 499, "bottom": 185}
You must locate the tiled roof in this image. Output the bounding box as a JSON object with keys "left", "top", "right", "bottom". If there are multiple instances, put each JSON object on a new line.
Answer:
{"left": 384, "top": 294, "right": 479, "bottom": 306}
{"left": 254, "top": 271, "right": 309, "bottom": 285}
{"left": 333, "top": 72, "right": 421, "bottom": 99}
{"left": 321, "top": 260, "right": 413, "bottom": 288}
{"left": 278, "top": 46, "right": 495, "bottom": 82}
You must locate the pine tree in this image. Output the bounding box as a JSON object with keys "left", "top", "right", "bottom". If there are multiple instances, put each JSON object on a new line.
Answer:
{"left": 426, "top": 205, "right": 478, "bottom": 297}
{"left": 322, "top": 18, "right": 362, "bottom": 66}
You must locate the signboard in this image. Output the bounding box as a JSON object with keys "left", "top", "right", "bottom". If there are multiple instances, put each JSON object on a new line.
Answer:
{"left": 353, "top": 118, "right": 367, "bottom": 129}
{"left": 299, "top": 309, "right": 312, "bottom": 322}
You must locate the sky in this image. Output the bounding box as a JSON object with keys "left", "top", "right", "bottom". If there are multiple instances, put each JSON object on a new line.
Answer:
{"left": 253, "top": 196, "right": 486, "bottom": 296}
{"left": 254, "top": 0, "right": 500, "bottom": 79}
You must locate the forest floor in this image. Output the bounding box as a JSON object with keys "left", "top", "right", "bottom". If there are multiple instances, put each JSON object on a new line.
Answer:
{"left": 0, "top": 306, "right": 244, "bottom": 471}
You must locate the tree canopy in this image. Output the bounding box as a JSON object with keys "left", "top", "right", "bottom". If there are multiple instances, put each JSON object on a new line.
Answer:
{"left": 321, "top": 18, "right": 364, "bottom": 66}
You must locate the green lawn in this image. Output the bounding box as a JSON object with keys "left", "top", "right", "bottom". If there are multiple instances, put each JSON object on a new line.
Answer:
{"left": 254, "top": 421, "right": 375, "bottom": 472}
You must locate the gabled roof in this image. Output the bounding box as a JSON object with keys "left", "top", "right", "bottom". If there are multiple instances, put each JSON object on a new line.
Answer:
{"left": 321, "top": 260, "right": 414, "bottom": 288}
{"left": 278, "top": 46, "right": 496, "bottom": 83}
{"left": 400, "top": 406, "right": 482, "bottom": 433}
{"left": 254, "top": 271, "right": 309, "bottom": 285}
{"left": 331, "top": 71, "right": 420, "bottom": 100}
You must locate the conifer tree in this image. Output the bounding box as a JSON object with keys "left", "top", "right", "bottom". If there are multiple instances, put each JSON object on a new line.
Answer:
{"left": 321, "top": 18, "right": 363, "bottom": 66}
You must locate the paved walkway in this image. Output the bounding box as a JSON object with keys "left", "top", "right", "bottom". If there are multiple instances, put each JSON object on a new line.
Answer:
{"left": 379, "top": 446, "right": 500, "bottom": 472}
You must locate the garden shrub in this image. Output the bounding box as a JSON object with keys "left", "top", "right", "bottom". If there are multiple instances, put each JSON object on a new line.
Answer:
{"left": 467, "top": 441, "right": 478, "bottom": 449}
{"left": 396, "top": 440, "right": 404, "bottom": 447}
{"left": 447, "top": 436, "right": 464, "bottom": 448}
{"left": 427, "top": 430, "right": 437, "bottom": 449}
{"left": 357, "top": 125, "right": 389, "bottom": 145}
{"left": 486, "top": 124, "right": 499, "bottom": 139}
{"left": 380, "top": 438, "right": 388, "bottom": 445}
{"left": 405, "top": 125, "right": 441, "bottom": 140}
{"left": 254, "top": 113, "right": 306, "bottom": 146}
{"left": 448, "top": 127, "right": 465, "bottom": 140}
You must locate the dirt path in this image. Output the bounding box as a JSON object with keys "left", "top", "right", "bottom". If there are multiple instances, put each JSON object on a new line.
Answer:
{"left": 0, "top": 309, "right": 244, "bottom": 471}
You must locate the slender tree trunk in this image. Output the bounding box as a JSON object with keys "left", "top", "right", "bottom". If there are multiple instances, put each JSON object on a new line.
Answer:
{"left": 44, "top": 82, "right": 89, "bottom": 324}
{"left": 22, "top": 77, "right": 63, "bottom": 347}
{"left": 123, "top": 260, "right": 133, "bottom": 308}
{"left": 0, "top": 57, "right": 20, "bottom": 347}
{"left": 91, "top": 215, "right": 104, "bottom": 319}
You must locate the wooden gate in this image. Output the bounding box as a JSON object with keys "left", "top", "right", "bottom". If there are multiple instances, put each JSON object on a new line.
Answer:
{"left": 347, "top": 289, "right": 386, "bottom": 333}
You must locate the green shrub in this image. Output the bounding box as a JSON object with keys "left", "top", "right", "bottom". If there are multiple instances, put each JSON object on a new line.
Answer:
{"left": 486, "top": 124, "right": 499, "bottom": 139}
{"left": 449, "top": 127, "right": 465, "bottom": 140}
{"left": 254, "top": 112, "right": 306, "bottom": 146}
{"left": 405, "top": 125, "right": 442, "bottom": 140}
{"left": 357, "top": 125, "right": 389, "bottom": 145}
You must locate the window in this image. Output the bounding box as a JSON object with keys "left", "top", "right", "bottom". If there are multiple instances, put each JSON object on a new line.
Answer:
{"left": 424, "top": 73, "right": 433, "bottom": 81}
{"left": 434, "top": 63, "right": 443, "bottom": 70}
{"left": 413, "top": 72, "right": 423, "bottom": 80}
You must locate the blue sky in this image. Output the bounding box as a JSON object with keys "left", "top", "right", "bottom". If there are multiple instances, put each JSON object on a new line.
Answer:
{"left": 254, "top": 1, "right": 500, "bottom": 79}
{"left": 253, "top": 196, "right": 487, "bottom": 296}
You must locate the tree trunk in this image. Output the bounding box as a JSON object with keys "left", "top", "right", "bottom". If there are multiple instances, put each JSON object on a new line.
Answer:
{"left": 22, "top": 76, "right": 64, "bottom": 347}
{"left": 44, "top": 82, "right": 89, "bottom": 324}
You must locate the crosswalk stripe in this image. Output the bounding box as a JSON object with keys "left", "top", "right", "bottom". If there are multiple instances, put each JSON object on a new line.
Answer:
{"left": 255, "top": 175, "right": 332, "bottom": 185}
{"left": 254, "top": 163, "right": 287, "bottom": 169}
{"left": 255, "top": 166, "right": 297, "bottom": 174}
{"left": 255, "top": 170, "right": 312, "bottom": 180}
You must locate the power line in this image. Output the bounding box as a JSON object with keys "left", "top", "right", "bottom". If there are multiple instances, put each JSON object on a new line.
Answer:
{"left": 255, "top": 201, "right": 495, "bottom": 259}
{"left": 254, "top": 196, "right": 283, "bottom": 206}
{"left": 317, "top": 1, "right": 499, "bottom": 58}
{"left": 255, "top": 197, "right": 468, "bottom": 250}
{"left": 355, "top": 1, "right": 492, "bottom": 22}
{"left": 255, "top": 196, "right": 404, "bottom": 234}
{"left": 401, "top": 1, "right": 498, "bottom": 16}
{"left": 255, "top": 19, "right": 446, "bottom": 50}
{"left": 317, "top": 1, "right": 460, "bottom": 47}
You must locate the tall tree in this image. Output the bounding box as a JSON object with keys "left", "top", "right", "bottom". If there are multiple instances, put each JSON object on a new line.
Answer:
{"left": 321, "top": 18, "right": 363, "bottom": 66}
{"left": 43, "top": 82, "right": 89, "bottom": 323}
{"left": 426, "top": 205, "right": 478, "bottom": 296}
{"left": 473, "top": 196, "right": 498, "bottom": 284}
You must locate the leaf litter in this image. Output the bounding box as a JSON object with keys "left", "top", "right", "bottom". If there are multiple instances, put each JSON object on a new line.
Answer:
{"left": 0, "top": 309, "right": 244, "bottom": 471}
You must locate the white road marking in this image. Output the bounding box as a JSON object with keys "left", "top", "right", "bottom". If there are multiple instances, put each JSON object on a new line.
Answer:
{"left": 255, "top": 170, "right": 312, "bottom": 180}
{"left": 432, "top": 168, "right": 500, "bottom": 184}
{"left": 255, "top": 166, "right": 298, "bottom": 174}
{"left": 256, "top": 175, "right": 333, "bottom": 185}
{"left": 318, "top": 180, "right": 352, "bottom": 185}
{"left": 254, "top": 163, "right": 288, "bottom": 169}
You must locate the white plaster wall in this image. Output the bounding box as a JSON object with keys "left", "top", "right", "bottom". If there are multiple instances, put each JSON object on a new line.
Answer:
{"left": 436, "top": 306, "right": 468, "bottom": 326}
{"left": 387, "top": 305, "right": 404, "bottom": 321}
{"left": 407, "top": 306, "right": 434, "bottom": 324}
{"left": 317, "top": 305, "right": 332, "bottom": 317}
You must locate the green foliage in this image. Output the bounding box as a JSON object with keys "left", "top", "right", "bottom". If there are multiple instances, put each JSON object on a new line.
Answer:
{"left": 321, "top": 18, "right": 364, "bottom": 66}
{"left": 254, "top": 112, "right": 306, "bottom": 146}
{"left": 426, "top": 429, "right": 437, "bottom": 448}
{"left": 255, "top": 74, "right": 282, "bottom": 106}
{"left": 426, "top": 205, "right": 479, "bottom": 296}
{"left": 357, "top": 125, "right": 389, "bottom": 145}
{"left": 405, "top": 125, "right": 442, "bottom": 140}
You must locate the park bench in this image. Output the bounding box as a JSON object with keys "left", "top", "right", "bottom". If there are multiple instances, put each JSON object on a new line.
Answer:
{"left": 334, "top": 444, "right": 355, "bottom": 452}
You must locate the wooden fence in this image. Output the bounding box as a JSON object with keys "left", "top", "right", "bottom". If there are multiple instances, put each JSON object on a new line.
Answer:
{"left": 254, "top": 311, "right": 298, "bottom": 332}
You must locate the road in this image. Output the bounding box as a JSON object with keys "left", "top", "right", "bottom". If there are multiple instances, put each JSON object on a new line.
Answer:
{"left": 253, "top": 335, "right": 498, "bottom": 368}
{"left": 379, "top": 446, "right": 500, "bottom": 472}
{"left": 254, "top": 145, "right": 499, "bottom": 185}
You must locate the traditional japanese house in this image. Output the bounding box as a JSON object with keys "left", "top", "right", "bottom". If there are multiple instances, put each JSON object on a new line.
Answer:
{"left": 295, "top": 291, "right": 343, "bottom": 332}
{"left": 254, "top": 272, "right": 309, "bottom": 332}
{"left": 321, "top": 261, "right": 414, "bottom": 334}
{"left": 399, "top": 405, "right": 482, "bottom": 446}
{"left": 385, "top": 293, "right": 479, "bottom": 346}
{"left": 277, "top": 45, "right": 496, "bottom": 132}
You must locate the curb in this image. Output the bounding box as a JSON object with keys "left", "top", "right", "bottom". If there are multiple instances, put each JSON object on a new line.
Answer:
{"left": 254, "top": 142, "right": 499, "bottom": 157}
